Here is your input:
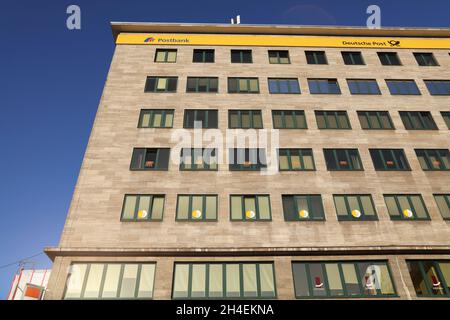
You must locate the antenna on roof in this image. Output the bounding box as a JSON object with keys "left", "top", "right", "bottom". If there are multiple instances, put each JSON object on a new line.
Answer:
{"left": 231, "top": 15, "right": 241, "bottom": 24}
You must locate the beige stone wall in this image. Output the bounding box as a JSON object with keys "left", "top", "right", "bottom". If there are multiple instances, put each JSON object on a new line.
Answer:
{"left": 46, "top": 39, "right": 450, "bottom": 299}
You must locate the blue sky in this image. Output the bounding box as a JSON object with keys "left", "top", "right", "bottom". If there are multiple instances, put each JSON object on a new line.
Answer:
{"left": 0, "top": 0, "right": 449, "bottom": 299}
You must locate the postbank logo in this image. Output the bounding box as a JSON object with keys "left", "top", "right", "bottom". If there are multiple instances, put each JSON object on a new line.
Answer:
{"left": 143, "top": 35, "right": 190, "bottom": 44}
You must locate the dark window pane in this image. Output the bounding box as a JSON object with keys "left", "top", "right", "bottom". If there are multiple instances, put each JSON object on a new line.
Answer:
{"left": 282, "top": 196, "right": 296, "bottom": 221}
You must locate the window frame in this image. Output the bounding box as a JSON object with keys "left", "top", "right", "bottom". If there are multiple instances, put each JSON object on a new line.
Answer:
{"left": 384, "top": 194, "right": 431, "bottom": 221}
{"left": 138, "top": 109, "right": 174, "bottom": 128}
{"left": 180, "top": 148, "right": 218, "bottom": 171}
{"left": 315, "top": 111, "right": 351, "bottom": 129}
{"left": 406, "top": 260, "right": 450, "bottom": 297}
{"left": 268, "top": 50, "right": 290, "bottom": 64}
{"left": 171, "top": 262, "right": 277, "bottom": 299}
{"left": 229, "top": 148, "right": 267, "bottom": 171}
{"left": 424, "top": 80, "right": 450, "bottom": 95}
{"left": 228, "top": 110, "right": 263, "bottom": 129}
{"left": 385, "top": 80, "right": 421, "bottom": 95}
{"left": 272, "top": 110, "right": 307, "bottom": 129}
{"left": 378, "top": 52, "right": 402, "bottom": 66}
{"left": 323, "top": 149, "right": 364, "bottom": 171}
{"left": 268, "top": 78, "right": 301, "bottom": 94}
{"left": 347, "top": 79, "right": 381, "bottom": 95}
{"left": 282, "top": 195, "right": 325, "bottom": 221}
{"left": 227, "top": 77, "right": 260, "bottom": 93}
{"left": 291, "top": 260, "right": 397, "bottom": 299}
{"left": 193, "top": 49, "right": 215, "bottom": 63}
{"left": 341, "top": 51, "right": 365, "bottom": 65}
{"left": 183, "top": 109, "right": 218, "bottom": 129}
{"left": 278, "top": 148, "right": 315, "bottom": 171}
{"left": 308, "top": 78, "right": 341, "bottom": 94}
{"left": 333, "top": 194, "right": 378, "bottom": 221}
{"left": 399, "top": 111, "right": 438, "bottom": 130}
{"left": 229, "top": 195, "right": 272, "bottom": 221}
{"left": 415, "top": 149, "right": 450, "bottom": 171}
{"left": 130, "top": 148, "right": 170, "bottom": 171}
{"left": 230, "top": 50, "right": 253, "bottom": 63}
{"left": 144, "top": 76, "right": 178, "bottom": 93}
{"left": 120, "top": 194, "right": 165, "bottom": 222}
{"left": 154, "top": 49, "right": 177, "bottom": 63}
{"left": 305, "top": 51, "right": 328, "bottom": 65}
{"left": 369, "top": 149, "right": 411, "bottom": 171}
{"left": 433, "top": 194, "right": 450, "bottom": 220}
{"left": 186, "top": 77, "right": 219, "bottom": 93}
{"left": 413, "top": 53, "right": 439, "bottom": 66}
{"left": 63, "top": 263, "right": 157, "bottom": 300}
{"left": 441, "top": 111, "right": 450, "bottom": 129}
{"left": 357, "top": 111, "right": 395, "bottom": 130}
{"left": 175, "top": 195, "right": 218, "bottom": 221}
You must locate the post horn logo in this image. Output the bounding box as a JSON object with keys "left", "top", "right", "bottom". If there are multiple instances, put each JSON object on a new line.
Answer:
{"left": 144, "top": 37, "right": 155, "bottom": 43}
{"left": 388, "top": 40, "right": 401, "bottom": 47}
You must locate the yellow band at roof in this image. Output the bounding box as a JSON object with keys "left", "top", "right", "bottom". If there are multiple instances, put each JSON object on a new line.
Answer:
{"left": 116, "top": 33, "right": 450, "bottom": 49}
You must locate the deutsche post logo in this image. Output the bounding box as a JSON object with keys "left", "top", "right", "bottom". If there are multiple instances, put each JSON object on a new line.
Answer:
{"left": 388, "top": 40, "right": 400, "bottom": 47}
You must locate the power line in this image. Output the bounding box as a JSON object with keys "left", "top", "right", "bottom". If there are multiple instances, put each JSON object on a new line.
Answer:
{"left": 0, "top": 252, "right": 44, "bottom": 270}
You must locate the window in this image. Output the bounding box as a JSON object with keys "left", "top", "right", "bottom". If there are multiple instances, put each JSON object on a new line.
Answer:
{"left": 357, "top": 111, "right": 394, "bottom": 130}
{"left": 228, "top": 78, "right": 259, "bottom": 93}
{"left": 292, "top": 261, "right": 396, "bottom": 298}
{"left": 407, "top": 261, "right": 450, "bottom": 297}
{"left": 130, "top": 148, "right": 170, "bottom": 170}
{"left": 424, "top": 80, "right": 450, "bottom": 95}
{"left": 342, "top": 51, "right": 365, "bottom": 65}
{"left": 64, "top": 263, "right": 156, "bottom": 299}
{"left": 186, "top": 77, "right": 218, "bottom": 93}
{"left": 385, "top": 80, "right": 420, "bottom": 95}
{"left": 272, "top": 110, "right": 307, "bottom": 129}
{"left": 138, "top": 109, "right": 174, "bottom": 128}
{"left": 305, "top": 51, "right": 327, "bottom": 64}
{"left": 282, "top": 195, "right": 324, "bottom": 221}
{"left": 183, "top": 110, "right": 218, "bottom": 129}
{"left": 415, "top": 149, "right": 450, "bottom": 170}
{"left": 323, "top": 149, "right": 363, "bottom": 171}
{"left": 414, "top": 53, "right": 439, "bottom": 66}
{"left": 268, "top": 50, "right": 290, "bottom": 64}
{"left": 193, "top": 49, "right": 214, "bottom": 63}
{"left": 180, "top": 148, "right": 217, "bottom": 171}
{"left": 333, "top": 195, "right": 377, "bottom": 221}
{"left": 384, "top": 194, "right": 430, "bottom": 220}
{"left": 228, "top": 110, "right": 263, "bottom": 129}
{"left": 176, "top": 195, "right": 218, "bottom": 221}
{"left": 308, "top": 79, "right": 341, "bottom": 94}
{"left": 144, "top": 76, "right": 178, "bottom": 92}
{"left": 369, "top": 149, "right": 410, "bottom": 171}
{"left": 378, "top": 52, "right": 401, "bottom": 65}
{"left": 268, "top": 78, "right": 300, "bottom": 94}
{"left": 347, "top": 79, "right": 381, "bottom": 94}
{"left": 399, "top": 111, "right": 437, "bottom": 130}
{"left": 231, "top": 50, "right": 252, "bottom": 63}
{"left": 230, "top": 195, "right": 271, "bottom": 221}
{"left": 315, "top": 111, "right": 351, "bottom": 129}
{"left": 229, "top": 149, "right": 267, "bottom": 171}
{"left": 278, "top": 149, "right": 315, "bottom": 171}
{"left": 154, "top": 49, "right": 177, "bottom": 63}
{"left": 172, "top": 262, "right": 276, "bottom": 299}
{"left": 441, "top": 112, "right": 450, "bottom": 129}
{"left": 121, "top": 195, "right": 165, "bottom": 221}
{"left": 434, "top": 194, "right": 450, "bottom": 220}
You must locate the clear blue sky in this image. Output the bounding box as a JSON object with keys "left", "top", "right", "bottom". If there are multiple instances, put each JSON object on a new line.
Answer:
{"left": 0, "top": 0, "right": 449, "bottom": 299}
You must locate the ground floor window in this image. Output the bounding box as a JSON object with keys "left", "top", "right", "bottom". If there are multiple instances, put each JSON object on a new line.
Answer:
{"left": 407, "top": 260, "right": 450, "bottom": 297}
{"left": 172, "top": 262, "right": 276, "bottom": 299}
{"left": 64, "top": 263, "right": 156, "bottom": 299}
{"left": 292, "top": 261, "right": 396, "bottom": 298}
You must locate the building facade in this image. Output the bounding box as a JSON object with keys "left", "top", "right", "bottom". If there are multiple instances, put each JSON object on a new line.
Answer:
{"left": 44, "top": 23, "right": 450, "bottom": 300}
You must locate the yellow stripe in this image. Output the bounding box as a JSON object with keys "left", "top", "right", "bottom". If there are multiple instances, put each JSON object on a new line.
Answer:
{"left": 116, "top": 33, "right": 450, "bottom": 49}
